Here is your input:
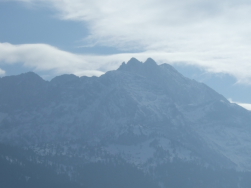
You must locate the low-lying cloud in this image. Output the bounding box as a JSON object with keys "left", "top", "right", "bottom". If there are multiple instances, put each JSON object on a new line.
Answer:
{"left": 0, "top": 68, "right": 5, "bottom": 76}
{"left": 3, "top": 0, "right": 251, "bottom": 84}
{"left": 0, "top": 42, "right": 104, "bottom": 77}
{"left": 229, "top": 99, "right": 251, "bottom": 111}
{"left": 2, "top": 41, "right": 251, "bottom": 84}
{"left": 237, "top": 103, "right": 251, "bottom": 111}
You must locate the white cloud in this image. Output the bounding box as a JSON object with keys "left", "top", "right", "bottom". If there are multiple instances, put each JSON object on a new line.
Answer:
{"left": 0, "top": 42, "right": 104, "bottom": 77}
{"left": 2, "top": 41, "right": 251, "bottom": 84}
{"left": 0, "top": 68, "right": 5, "bottom": 76}
{"left": 229, "top": 99, "right": 251, "bottom": 111}
{"left": 237, "top": 103, "right": 251, "bottom": 111}
{"left": 9, "top": 0, "right": 251, "bottom": 83}
{"left": 0, "top": 42, "right": 153, "bottom": 78}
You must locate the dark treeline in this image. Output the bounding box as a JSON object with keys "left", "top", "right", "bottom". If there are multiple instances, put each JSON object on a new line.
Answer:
{"left": 0, "top": 143, "right": 159, "bottom": 188}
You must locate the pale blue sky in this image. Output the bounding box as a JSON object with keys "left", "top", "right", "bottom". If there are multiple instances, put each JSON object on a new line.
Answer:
{"left": 0, "top": 0, "right": 250, "bottom": 108}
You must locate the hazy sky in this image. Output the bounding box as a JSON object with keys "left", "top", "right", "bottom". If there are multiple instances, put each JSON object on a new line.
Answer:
{"left": 0, "top": 0, "right": 251, "bottom": 109}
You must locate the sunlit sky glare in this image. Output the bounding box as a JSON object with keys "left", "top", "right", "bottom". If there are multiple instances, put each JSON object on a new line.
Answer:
{"left": 0, "top": 0, "right": 251, "bottom": 108}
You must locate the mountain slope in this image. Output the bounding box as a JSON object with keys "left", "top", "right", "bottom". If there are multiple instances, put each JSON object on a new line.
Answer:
{"left": 0, "top": 143, "right": 82, "bottom": 188}
{"left": 0, "top": 58, "right": 251, "bottom": 187}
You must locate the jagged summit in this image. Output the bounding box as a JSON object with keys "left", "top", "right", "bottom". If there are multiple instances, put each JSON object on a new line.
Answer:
{"left": 117, "top": 57, "right": 166, "bottom": 78}
{"left": 118, "top": 57, "right": 159, "bottom": 71}
{"left": 144, "top": 57, "right": 157, "bottom": 66}
{"left": 118, "top": 57, "right": 142, "bottom": 71}
{"left": 128, "top": 57, "right": 142, "bottom": 65}
{"left": 117, "top": 57, "right": 178, "bottom": 75}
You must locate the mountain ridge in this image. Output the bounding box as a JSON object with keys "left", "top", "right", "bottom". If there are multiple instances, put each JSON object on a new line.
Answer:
{"left": 1, "top": 58, "right": 251, "bottom": 187}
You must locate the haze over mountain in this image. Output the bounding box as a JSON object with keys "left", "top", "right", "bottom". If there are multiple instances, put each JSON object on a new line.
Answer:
{"left": 1, "top": 58, "right": 251, "bottom": 188}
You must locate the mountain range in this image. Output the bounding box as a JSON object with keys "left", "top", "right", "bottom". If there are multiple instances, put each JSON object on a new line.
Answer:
{"left": 1, "top": 58, "right": 251, "bottom": 188}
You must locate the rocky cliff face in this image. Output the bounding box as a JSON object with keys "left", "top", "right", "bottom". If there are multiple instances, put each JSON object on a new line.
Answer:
{"left": 1, "top": 58, "right": 251, "bottom": 187}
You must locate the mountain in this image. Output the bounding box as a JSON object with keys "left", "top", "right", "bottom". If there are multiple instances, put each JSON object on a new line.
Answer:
{"left": 1, "top": 58, "right": 251, "bottom": 187}
{"left": 0, "top": 143, "right": 82, "bottom": 188}
{"left": 0, "top": 143, "right": 157, "bottom": 188}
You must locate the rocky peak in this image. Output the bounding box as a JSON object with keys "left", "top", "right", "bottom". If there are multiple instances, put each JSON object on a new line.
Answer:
{"left": 118, "top": 57, "right": 161, "bottom": 77}
{"left": 118, "top": 57, "right": 142, "bottom": 71}
{"left": 144, "top": 57, "right": 158, "bottom": 66}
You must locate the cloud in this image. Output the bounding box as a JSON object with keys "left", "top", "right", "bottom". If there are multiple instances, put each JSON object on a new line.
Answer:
{"left": 229, "top": 99, "right": 251, "bottom": 111}
{"left": 9, "top": 0, "right": 251, "bottom": 83}
{"left": 0, "top": 42, "right": 152, "bottom": 78}
{"left": 2, "top": 41, "right": 251, "bottom": 85}
{"left": 237, "top": 103, "right": 251, "bottom": 111}
{"left": 0, "top": 68, "right": 5, "bottom": 76}
{"left": 0, "top": 42, "right": 104, "bottom": 77}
